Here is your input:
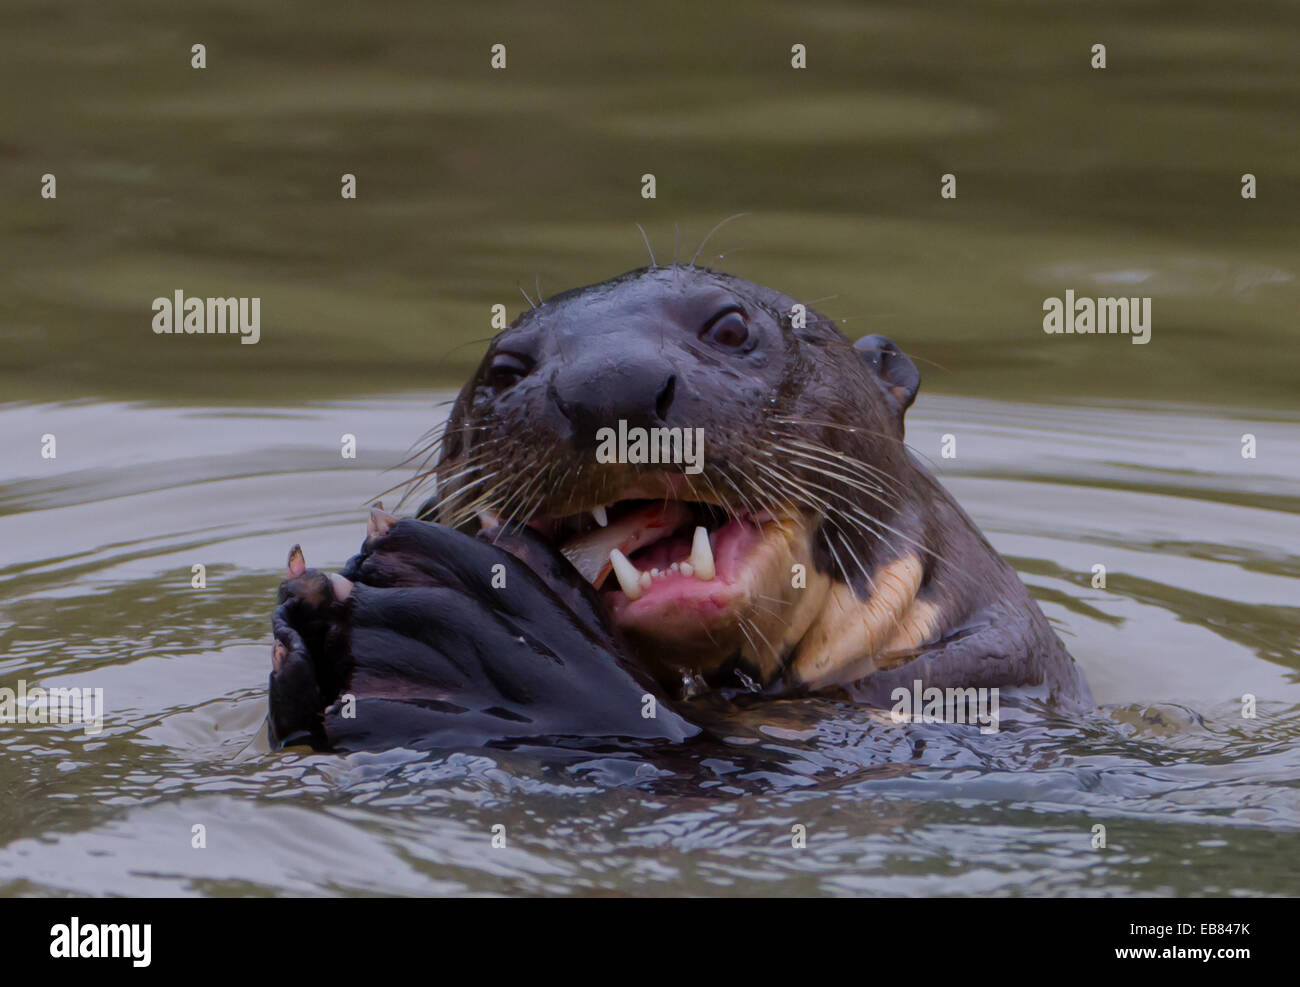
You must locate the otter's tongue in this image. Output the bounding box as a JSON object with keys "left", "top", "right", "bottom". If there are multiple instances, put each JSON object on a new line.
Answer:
{"left": 560, "top": 502, "right": 693, "bottom": 587}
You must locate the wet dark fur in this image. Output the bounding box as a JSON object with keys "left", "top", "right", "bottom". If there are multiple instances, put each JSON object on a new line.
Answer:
{"left": 269, "top": 266, "right": 1091, "bottom": 752}
{"left": 270, "top": 521, "right": 697, "bottom": 751}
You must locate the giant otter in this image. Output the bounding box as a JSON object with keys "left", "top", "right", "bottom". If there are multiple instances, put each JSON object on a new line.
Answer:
{"left": 268, "top": 265, "right": 1092, "bottom": 752}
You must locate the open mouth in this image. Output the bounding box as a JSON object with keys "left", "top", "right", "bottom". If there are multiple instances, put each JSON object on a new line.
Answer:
{"left": 480, "top": 485, "right": 782, "bottom": 629}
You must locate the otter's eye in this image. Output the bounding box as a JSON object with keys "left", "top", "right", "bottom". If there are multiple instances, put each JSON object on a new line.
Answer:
{"left": 487, "top": 351, "right": 531, "bottom": 391}
{"left": 701, "top": 308, "right": 749, "bottom": 348}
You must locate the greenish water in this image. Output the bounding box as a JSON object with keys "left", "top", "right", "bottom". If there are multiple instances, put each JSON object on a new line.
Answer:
{"left": 1, "top": 395, "right": 1298, "bottom": 896}
{"left": 2, "top": 0, "right": 1297, "bottom": 406}
{"left": 1, "top": 0, "right": 1298, "bottom": 896}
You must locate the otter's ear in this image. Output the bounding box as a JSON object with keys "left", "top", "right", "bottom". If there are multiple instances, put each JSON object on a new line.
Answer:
{"left": 854, "top": 334, "right": 920, "bottom": 415}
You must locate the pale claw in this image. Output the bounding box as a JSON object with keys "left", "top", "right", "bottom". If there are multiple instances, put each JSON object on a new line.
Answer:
{"left": 286, "top": 544, "right": 306, "bottom": 579}
{"left": 327, "top": 572, "right": 353, "bottom": 601}
{"left": 367, "top": 506, "right": 399, "bottom": 541}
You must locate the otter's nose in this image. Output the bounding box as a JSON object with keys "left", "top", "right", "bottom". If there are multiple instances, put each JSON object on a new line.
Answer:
{"left": 551, "top": 360, "right": 677, "bottom": 449}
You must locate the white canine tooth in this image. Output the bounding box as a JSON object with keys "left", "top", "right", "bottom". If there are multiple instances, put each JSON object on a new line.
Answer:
{"left": 690, "top": 526, "right": 715, "bottom": 580}
{"left": 609, "top": 549, "right": 643, "bottom": 600}
{"left": 591, "top": 505, "right": 609, "bottom": 528}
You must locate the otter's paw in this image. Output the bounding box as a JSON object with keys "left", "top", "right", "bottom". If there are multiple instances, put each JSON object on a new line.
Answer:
{"left": 268, "top": 516, "right": 697, "bottom": 753}
{"left": 268, "top": 545, "right": 355, "bottom": 749}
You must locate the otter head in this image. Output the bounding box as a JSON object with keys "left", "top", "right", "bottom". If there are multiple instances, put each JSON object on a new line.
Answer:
{"left": 425, "top": 266, "right": 925, "bottom": 694}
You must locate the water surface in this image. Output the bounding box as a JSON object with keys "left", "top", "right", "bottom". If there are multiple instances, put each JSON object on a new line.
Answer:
{"left": 1, "top": 395, "right": 1297, "bottom": 896}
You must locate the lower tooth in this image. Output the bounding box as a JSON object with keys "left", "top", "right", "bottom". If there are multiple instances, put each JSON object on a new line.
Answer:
{"left": 680, "top": 562, "right": 695, "bottom": 577}
{"left": 690, "top": 525, "right": 716, "bottom": 580}
{"left": 609, "top": 548, "right": 644, "bottom": 600}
